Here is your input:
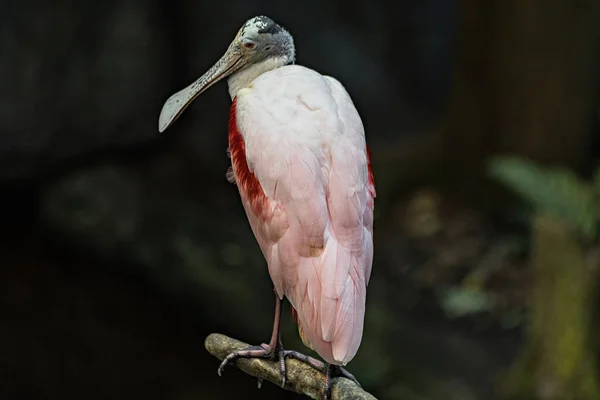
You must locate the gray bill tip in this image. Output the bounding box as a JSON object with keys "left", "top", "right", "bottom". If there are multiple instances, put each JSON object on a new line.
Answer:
{"left": 158, "top": 89, "right": 190, "bottom": 133}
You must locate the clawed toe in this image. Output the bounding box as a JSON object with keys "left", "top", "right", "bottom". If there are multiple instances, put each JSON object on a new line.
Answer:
{"left": 282, "top": 349, "right": 326, "bottom": 370}
{"left": 336, "top": 366, "right": 361, "bottom": 388}
{"left": 217, "top": 343, "right": 273, "bottom": 377}
{"left": 276, "top": 345, "right": 287, "bottom": 387}
{"left": 217, "top": 342, "right": 288, "bottom": 389}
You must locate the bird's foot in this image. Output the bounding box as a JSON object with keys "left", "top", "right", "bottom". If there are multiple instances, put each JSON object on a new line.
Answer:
{"left": 282, "top": 350, "right": 362, "bottom": 399}
{"left": 323, "top": 364, "right": 361, "bottom": 399}
{"left": 217, "top": 342, "right": 288, "bottom": 388}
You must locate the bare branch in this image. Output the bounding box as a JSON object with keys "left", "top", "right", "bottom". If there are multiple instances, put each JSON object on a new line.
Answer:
{"left": 205, "top": 333, "right": 378, "bottom": 400}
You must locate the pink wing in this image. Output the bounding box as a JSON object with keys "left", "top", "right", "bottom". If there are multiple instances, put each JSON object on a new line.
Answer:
{"left": 229, "top": 65, "right": 375, "bottom": 366}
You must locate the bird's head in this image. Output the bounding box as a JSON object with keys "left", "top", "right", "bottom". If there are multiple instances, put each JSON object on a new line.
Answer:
{"left": 158, "top": 16, "right": 294, "bottom": 133}
{"left": 234, "top": 16, "right": 295, "bottom": 67}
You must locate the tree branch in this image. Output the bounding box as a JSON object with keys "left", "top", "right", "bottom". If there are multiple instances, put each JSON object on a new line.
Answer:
{"left": 205, "top": 333, "right": 377, "bottom": 400}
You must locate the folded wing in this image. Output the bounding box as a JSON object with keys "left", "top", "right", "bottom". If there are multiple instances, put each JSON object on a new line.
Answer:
{"left": 232, "top": 65, "right": 375, "bottom": 365}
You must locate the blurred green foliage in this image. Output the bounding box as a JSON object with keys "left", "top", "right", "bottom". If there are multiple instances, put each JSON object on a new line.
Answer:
{"left": 489, "top": 156, "right": 599, "bottom": 241}
{"left": 489, "top": 155, "right": 600, "bottom": 399}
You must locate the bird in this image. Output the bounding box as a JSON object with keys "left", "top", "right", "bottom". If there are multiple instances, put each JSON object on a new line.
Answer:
{"left": 158, "top": 16, "right": 376, "bottom": 399}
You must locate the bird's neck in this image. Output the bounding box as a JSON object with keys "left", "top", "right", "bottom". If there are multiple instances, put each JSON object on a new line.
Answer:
{"left": 227, "top": 56, "right": 289, "bottom": 99}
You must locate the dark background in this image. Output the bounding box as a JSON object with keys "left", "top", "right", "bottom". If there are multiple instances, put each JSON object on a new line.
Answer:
{"left": 2, "top": 0, "right": 600, "bottom": 399}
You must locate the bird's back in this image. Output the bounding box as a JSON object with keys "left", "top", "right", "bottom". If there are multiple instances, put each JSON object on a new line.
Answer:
{"left": 229, "top": 65, "right": 375, "bottom": 365}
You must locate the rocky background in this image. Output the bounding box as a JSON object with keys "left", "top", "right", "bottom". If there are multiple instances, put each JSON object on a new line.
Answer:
{"left": 2, "top": 0, "right": 600, "bottom": 399}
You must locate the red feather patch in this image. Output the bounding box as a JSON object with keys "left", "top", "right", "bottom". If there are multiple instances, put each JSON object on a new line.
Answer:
{"left": 366, "top": 144, "right": 376, "bottom": 201}
{"left": 228, "top": 98, "right": 269, "bottom": 217}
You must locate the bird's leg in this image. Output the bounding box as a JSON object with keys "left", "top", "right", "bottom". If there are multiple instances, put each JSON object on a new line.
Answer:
{"left": 281, "top": 351, "right": 362, "bottom": 399}
{"left": 217, "top": 291, "right": 288, "bottom": 388}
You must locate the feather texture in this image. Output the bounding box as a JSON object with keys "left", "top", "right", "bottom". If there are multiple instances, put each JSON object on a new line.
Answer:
{"left": 228, "top": 65, "right": 375, "bottom": 366}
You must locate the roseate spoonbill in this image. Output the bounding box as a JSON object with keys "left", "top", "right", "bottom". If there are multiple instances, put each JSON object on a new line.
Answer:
{"left": 158, "top": 16, "right": 376, "bottom": 398}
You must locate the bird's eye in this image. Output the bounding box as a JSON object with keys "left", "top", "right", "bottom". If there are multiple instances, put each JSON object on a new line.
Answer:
{"left": 244, "top": 41, "right": 256, "bottom": 49}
